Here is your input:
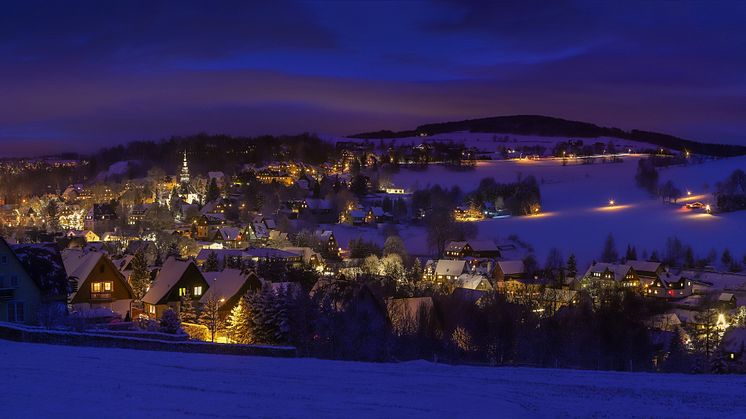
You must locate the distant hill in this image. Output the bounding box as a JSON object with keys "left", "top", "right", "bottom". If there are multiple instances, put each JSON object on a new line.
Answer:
{"left": 350, "top": 115, "right": 746, "bottom": 157}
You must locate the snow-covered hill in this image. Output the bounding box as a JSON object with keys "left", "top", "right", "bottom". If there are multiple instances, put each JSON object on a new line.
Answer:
{"left": 2, "top": 340, "right": 745, "bottom": 418}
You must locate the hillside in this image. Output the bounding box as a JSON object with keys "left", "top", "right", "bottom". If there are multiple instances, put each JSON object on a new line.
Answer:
{"left": 351, "top": 115, "right": 746, "bottom": 157}
{"left": 2, "top": 340, "right": 744, "bottom": 418}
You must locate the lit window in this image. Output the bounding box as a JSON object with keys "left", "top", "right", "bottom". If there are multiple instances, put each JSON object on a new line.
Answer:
{"left": 103, "top": 282, "right": 112, "bottom": 292}
{"left": 193, "top": 286, "right": 203, "bottom": 296}
{"left": 148, "top": 305, "right": 156, "bottom": 314}
{"left": 91, "top": 282, "right": 102, "bottom": 293}
{"left": 178, "top": 287, "right": 187, "bottom": 296}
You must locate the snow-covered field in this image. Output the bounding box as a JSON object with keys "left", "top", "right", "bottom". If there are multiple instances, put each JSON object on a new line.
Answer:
{"left": 328, "top": 153, "right": 746, "bottom": 267}
{"left": 2, "top": 340, "right": 745, "bottom": 418}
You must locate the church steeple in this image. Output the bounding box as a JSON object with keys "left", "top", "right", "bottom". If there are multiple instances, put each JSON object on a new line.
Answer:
{"left": 179, "top": 150, "right": 190, "bottom": 184}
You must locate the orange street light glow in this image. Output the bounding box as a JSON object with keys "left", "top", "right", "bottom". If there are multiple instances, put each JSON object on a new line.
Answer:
{"left": 596, "top": 204, "right": 634, "bottom": 212}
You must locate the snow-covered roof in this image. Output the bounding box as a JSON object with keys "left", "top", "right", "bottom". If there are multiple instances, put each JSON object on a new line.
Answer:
{"left": 584, "top": 262, "right": 632, "bottom": 282}
{"left": 11, "top": 242, "right": 69, "bottom": 298}
{"left": 435, "top": 259, "right": 468, "bottom": 276}
{"left": 722, "top": 328, "right": 746, "bottom": 353}
{"left": 457, "top": 273, "right": 493, "bottom": 290}
{"left": 200, "top": 269, "right": 252, "bottom": 306}
{"left": 143, "top": 258, "right": 201, "bottom": 305}
{"left": 497, "top": 260, "right": 525, "bottom": 276}
{"left": 62, "top": 250, "right": 104, "bottom": 294}
{"left": 625, "top": 260, "right": 662, "bottom": 274}
{"left": 244, "top": 248, "right": 300, "bottom": 260}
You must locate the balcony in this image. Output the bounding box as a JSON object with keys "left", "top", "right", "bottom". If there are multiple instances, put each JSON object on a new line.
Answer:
{"left": 90, "top": 292, "right": 113, "bottom": 301}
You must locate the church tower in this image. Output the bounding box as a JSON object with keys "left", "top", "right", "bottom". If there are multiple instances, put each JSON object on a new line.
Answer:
{"left": 179, "top": 150, "right": 190, "bottom": 184}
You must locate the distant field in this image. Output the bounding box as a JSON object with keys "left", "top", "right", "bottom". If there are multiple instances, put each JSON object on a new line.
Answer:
{"left": 327, "top": 150, "right": 746, "bottom": 266}
{"left": 2, "top": 340, "right": 744, "bottom": 418}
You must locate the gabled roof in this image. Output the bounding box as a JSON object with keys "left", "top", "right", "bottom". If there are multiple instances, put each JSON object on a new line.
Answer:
{"left": 457, "top": 273, "right": 493, "bottom": 290}
{"left": 626, "top": 260, "right": 662, "bottom": 274}
{"left": 200, "top": 269, "right": 253, "bottom": 306}
{"left": 584, "top": 262, "right": 633, "bottom": 282}
{"left": 10, "top": 241, "right": 69, "bottom": 298}
{"left": 466, "top": 240, "right": 499, "bottom": 252}
{"left": 445, "top": 241, "right": 468, "bottom": 252}
{"left": 244, "top": 248, "right": 300, "bottom": 260}
{"left": 434, "top": 259, "right": 468, "bottom": 276}
{"left": 216, "top": 226, "right": 241, "bottom": 241}
{"left": 143, "top": 258, "right": 203, "bottom": 305}
{"left": 497, "top": 260, "right": 525, "bottom": 276}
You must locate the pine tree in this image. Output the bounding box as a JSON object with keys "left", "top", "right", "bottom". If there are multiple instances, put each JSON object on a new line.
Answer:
{"left": 722, "top": 249, "right": 733, "bottom": 268}
{"left": 199, "top": 294, "right": 224, "bottom": 342}
{"left": 566, "top": 254, "right": 577, "bottom": 279}
{"left": 601, "top": 234, "right": 618, "bottom": 263}
{"left": 204, "top": 250, "right": 220, "bottom": 272}
{"left": 207, "top": 178, "right": 220, "bottom": 203}
{"left": 625, "top": 245, "right": 637, "bottom": 261}
{"left": 226, "top": 297, "right": 253, "bottom": 344}
{"left": 179, "top": 292, "right": 198, "bottom": 323}
{"left": 160, "top": 309, "right": 182, "bottom": 334}
{"left": 129, "top": 250, "right": 151, "bottom": 300}
{"left": 409, "top": 258, "right": 423, "bottom": 282}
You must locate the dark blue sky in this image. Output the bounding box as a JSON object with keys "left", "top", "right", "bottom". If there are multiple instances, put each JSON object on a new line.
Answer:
{"left": 2, "top": 0, "right": 746, "bottom": 156}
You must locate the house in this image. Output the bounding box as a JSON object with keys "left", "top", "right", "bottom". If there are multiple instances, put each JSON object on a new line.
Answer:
{"left": 456, "top": 273, "right": 493, "bottom": 291}
{"left": 62, "top": 250, "right": 134, "bottom": 316}
{"left": 365, "top": 207, "right": 391, "bottom": 224}
{"left": 0, "top": 240, "right": 67, "bottom": 323}
{"left": 282, "top": 247, "right": 324, "bottom": 269}
{"left": 581, "top": 262, "right": 641, "bottom": 289}
{"left": 494, "top": 260, "right": 525, "bottom": 282}
{"left": 66, "top": 229, "right": 100, "bottom": 243}
{"left": 431, "top": 259, "right": 469, "bottom": 283}
{"left": 348, "top": 209, "right": 366, "bottom": 225}
{"left": 83, "top": 203, "right": 118, "bottom": 234}
{"left": 645, "top": 272, "right": 693, "bottom": 299}
{"left": 127, "top": 203, "right": 151, "bottom": 226}
{"left": 200, "top": 269, "right": 261, "bottom": 315}
{"left": 142, "top": 258, "right": 209, "bottom": 319}
{"left": 445, "top": 240, "right": 500, "bottom": 259}
{"left": 718, "top": 292, "right": 737, "bottom": 310}
{"left": 722, "top": 328, "right": 746, "bottom": 361}
{"left": 212, "top": 226, "right": 245, "bottom": 249}
{"left": 314, "top": 230, "right": 339, "bottom": 258}
{"left": 243, "top": 248, "right": 302, "bottom": 264}
{"left": 625, "top": 260, "right": 664, "bottom": 286}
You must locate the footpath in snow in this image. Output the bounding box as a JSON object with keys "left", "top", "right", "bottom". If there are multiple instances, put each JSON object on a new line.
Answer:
{"left": 1, "top": 340, "right": 745, "bottom": 418}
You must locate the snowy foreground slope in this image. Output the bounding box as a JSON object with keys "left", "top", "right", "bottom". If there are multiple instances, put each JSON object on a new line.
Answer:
{"left": 2, "top": 341, "right": 745, "bottom": 418}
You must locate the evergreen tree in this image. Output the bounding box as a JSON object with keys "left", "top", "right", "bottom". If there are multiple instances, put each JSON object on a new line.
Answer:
{"left": 160, "top": 308, "right": 182, "bottom": 334}
{"left": 206, "top": 178, "right": 220, "bottom": 203}
{"left": 169, "top": 187, "right": 181, "bottom": 212}
{"left": 179, "top": 292, "right": 198, "bottom": 323}
{"left": 566, "top": 254, "right": 577, "bottom": 278}
{"left": 129, "top": 250, "right": 151, "bottom": 300}
{"left": 722, "top": 249, "right": 733, "bottom": 268}
{"left": 408, "top": 258, "right": 423, "bottom": 282}
{"left": 226, "top": 296, "right": 253, "bottom": 344}
{"left": 204, "top": 250, "right": 220, "bottom": 272}
{"left": 625, "top": 245, "right": 637, "bottom": 261}
{"left": 601, "top": 234, "right": 618, "bottom": 263}
{"left": 200, "top": 294, "right": 224, "bottom": 342}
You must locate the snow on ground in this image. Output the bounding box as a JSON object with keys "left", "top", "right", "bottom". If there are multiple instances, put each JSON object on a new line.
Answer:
{"left": 2, "top": 340, "right": 745, "bottom": 418}
{"left": 328, "top": 155, "right": 746, "bottom": 267}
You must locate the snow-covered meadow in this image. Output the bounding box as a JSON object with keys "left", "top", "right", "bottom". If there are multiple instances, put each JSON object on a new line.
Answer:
{"left": 329, "top": 133, "right": 746, "bottom": 266}
{"left": 2, "top": 339, "right": 745, "bottom": 418}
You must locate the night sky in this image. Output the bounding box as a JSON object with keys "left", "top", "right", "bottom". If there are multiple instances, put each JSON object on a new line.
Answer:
{"left": 2, "top": 1, "right": 746, "bottom": 156}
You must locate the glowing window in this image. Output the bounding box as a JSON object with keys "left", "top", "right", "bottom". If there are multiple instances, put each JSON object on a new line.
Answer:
{"left": 193, "top": 286, "right": 203, "bottom": 296}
